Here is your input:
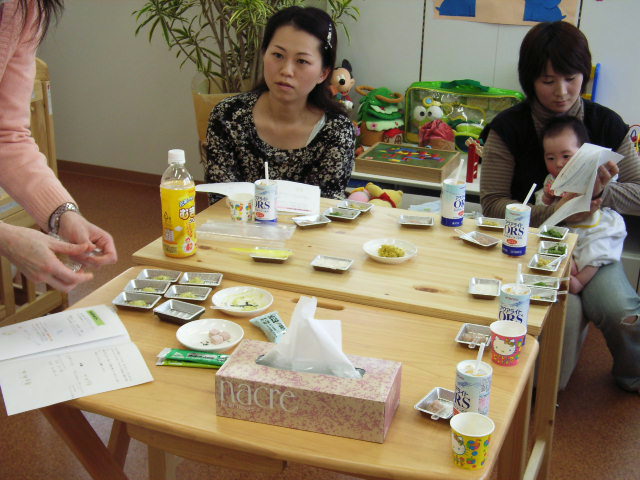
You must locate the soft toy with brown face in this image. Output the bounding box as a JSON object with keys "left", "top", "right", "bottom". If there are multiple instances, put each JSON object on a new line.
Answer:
{"left": 330, "top": 59, "right": 355, "bottom": 109}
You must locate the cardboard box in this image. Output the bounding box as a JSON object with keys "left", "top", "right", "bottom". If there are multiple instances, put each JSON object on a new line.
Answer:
{"left": 355, "top": 142, "right": 460, "bottom": 183}
{"left": 215, "top": 339, "right": 402, "bottom": 443}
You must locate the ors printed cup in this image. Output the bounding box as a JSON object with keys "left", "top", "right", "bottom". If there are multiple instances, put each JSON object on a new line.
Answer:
{"left": 502, "top": 203, "right": 531, "bottom": 256}
{"left": 450, "top": 412, "right": 495, "bottom": 470}
{"left": 490, "top": 320, "right": 527, "bottom": 366}
{"left": 498, "top": 283, "right": 531, "bottom": 328}
{"left": 440, "top": 178, "right": 465, "bottom": 227}
{"left": 227, "top": 193, "right": 254, "bottom": 222}
{"left": 454, "top": 360, "right": 492, "bottom": 415}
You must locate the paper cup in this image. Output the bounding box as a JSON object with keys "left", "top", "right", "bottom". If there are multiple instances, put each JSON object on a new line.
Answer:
{"left": 502, "top": 203, "right": 531, "bottom": 256}
{"left": 440, "top": 178, "right": 465, "bottom": 227}
{"left": 453, "top": 360, "right": 492, "bottom": 415}
{"left": 450, "top": 412, "right": 495, "bottom": 470}
{"left": 490, "top": 320, "right": 527, "bottom": 366}
{"left": 228, "top": 193, "right": 254, "bottom": 222}
{"left": 254, "top": 179, "right": 277, "bottom": 223}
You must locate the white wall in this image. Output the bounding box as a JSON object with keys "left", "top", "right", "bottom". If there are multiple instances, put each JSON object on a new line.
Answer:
{"left": 39, "top": 0, "right": 640, "bottom": 180}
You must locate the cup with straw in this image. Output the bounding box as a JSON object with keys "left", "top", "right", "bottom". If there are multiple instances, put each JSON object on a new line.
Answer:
{"left": 254, "top": 161, "right": 278, "bottom": 223}
{"left": 440, "top": 158, "right": 466, "bottom": 227}
{"left": 502, "top": 183, "right": 536, "bottom": 257}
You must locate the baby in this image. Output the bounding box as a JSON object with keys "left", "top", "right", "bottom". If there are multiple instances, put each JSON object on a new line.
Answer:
{"left": 536, "top": 115, "right": 627, "bottom": 294}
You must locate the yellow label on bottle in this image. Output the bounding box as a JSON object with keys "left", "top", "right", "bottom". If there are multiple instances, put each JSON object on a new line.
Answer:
{"left": 160, "top": 185, "right": 197, "bottom": 257}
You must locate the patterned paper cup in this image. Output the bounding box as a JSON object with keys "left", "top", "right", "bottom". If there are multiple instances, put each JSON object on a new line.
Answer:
{"left": 490, "top": 320, "right": 527, "bottom": 366}
{"left": 450, "top": 412, "right": 495, "bottom": 470}
{"left": 228, "top": 193, "right": 254, "bottom": 222}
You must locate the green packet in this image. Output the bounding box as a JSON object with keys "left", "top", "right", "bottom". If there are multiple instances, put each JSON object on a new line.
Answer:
{"left": 156, "top": 347, "right": 229, "bottom": 367}
{"left": 156, "top": 358, "right": 220, "bottom": 369}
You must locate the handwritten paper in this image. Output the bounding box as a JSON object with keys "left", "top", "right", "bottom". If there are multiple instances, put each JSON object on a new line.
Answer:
{"left": 0, "top": 306, "right": 153, "bottom": 415}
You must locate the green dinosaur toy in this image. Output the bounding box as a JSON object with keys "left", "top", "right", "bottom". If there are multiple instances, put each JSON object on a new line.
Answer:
{"left": 355, "top": 85, "right": 404, "bottom": 146}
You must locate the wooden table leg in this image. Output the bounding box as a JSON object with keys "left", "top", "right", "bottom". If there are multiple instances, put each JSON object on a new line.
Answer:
{"left": 41, "top": 404, "right": 129, "bottom": 480}
{"left": 525, "top": 296, "right": 567, "bottom": 480}
{"left": 498, "top": 368, "right": 533, "bottom": 479}
{"left": 108, "top": 420, "right": 131, "bottom": 467}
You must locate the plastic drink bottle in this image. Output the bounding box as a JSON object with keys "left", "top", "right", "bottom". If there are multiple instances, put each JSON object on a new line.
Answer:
{"left": 160, "top": 149, "right": 197, "bottom": 257}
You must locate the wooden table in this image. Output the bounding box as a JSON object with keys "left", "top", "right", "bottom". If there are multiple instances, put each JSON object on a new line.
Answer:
{"left": 43, "top": 266, "right": 538, "bottom": 480}
{"left": 133, "top": 200, "right": 574, "bottom": 480}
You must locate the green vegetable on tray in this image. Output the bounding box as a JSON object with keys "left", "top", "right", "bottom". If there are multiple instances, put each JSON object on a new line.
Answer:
{"left": 546, "top": 244, "right": 567, "bottom": 255}
{"left": 544, "top": 228, "right": 564, "bottom": 238}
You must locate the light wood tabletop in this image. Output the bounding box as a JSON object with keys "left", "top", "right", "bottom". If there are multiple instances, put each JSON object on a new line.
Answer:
{"left": 43, "top": 266, "right": 538, "bottom": 480}
{"left": 133, "top": 199, "right": 574, "bottom": 337}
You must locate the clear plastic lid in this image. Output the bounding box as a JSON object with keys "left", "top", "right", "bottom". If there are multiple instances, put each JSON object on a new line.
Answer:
{"left": 168, "top": 149, "right": 186, "bottom": 164}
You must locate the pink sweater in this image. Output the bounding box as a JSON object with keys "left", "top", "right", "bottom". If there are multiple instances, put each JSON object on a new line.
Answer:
{"left": 0, "top": 0, "right": 74, "bottom": 230}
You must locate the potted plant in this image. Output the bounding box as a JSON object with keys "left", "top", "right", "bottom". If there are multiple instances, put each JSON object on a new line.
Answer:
{"left": 134, "top": 0, "right": 361, "bottom": 142}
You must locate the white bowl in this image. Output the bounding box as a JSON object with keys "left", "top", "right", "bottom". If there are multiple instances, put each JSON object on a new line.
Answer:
{"left": 211, "top": 286, "right": 274, "bottom": 317}
{"left": 362, "top": 238, "right": 418, "bottom": 264}
{"left": 176, "top": 318, "right": 244, "bottom": 352}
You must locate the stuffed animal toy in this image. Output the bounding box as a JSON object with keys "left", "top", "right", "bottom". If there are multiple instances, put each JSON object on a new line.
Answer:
{"left": 347, "top": 182, "right": 403, "bottom": 208}
{"left": 418, "top": 118, "right": 456, "bottom": 151}
{"left": 355, "top": 86, "right": 404, "bottom": 146}
{"left": 330, "top": 59, "right": 355, "bottom": 110}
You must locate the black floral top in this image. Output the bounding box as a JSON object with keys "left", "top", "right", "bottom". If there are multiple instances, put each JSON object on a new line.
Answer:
{"left": 203, "top": 91, "right": 356, "bottom": 202}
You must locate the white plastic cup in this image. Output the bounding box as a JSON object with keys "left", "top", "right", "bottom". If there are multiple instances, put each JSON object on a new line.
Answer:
{"left": 441, "top": 179, "right": 465, "bottom": 227}
{"left": 453, "top": 359, "right": 492, "bottom": 415}
{"left": 498, "top": 283, "right": 531, "bottom": 328}
{"left": 254, "top": 179, "right": 277, "bottom": 223}
{"left": 227, "top": 193, "right": 254, "bottom": 222}
{"left": 502, "top": 203, "right": 531, "bottom": 256}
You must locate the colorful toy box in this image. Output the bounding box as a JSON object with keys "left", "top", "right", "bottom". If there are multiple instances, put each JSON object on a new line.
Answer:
{"left": 215, "top": 339, "right": 402, "bottom": 443}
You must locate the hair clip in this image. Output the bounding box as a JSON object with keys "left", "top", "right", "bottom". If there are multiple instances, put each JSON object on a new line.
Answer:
{"left": 325, "top": 23, "right": 332, "bottom": 50}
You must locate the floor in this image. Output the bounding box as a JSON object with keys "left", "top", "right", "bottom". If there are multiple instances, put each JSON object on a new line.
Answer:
{"left": 0, "top": 169, "right": 638, "bottom": 480}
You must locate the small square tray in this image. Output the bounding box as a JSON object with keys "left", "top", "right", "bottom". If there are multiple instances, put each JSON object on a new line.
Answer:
{"left": 153, "top": 299, "right": 205, "bottom": 325}
{"left": 112, "top": 292, "right": 162, "bottom": 310}
{"left": 476, "top": 217, "right": 505, "bottom": 229}
{"left": 124, "top": 279, "right": 171, "bottom": 295}
{"left": 414, "top": 387, "right": 454, "bottom": 420}
{"left": 137, "top": 268, "right": 182, "bottom": 282}
{"left": 311, "top": 255, "right": 353, "bottom": 273}
{"left": 459, "top": 230, "right": 500, "bottom": 248}
{"left": 179, "top": 272, "right": 223, "bottom": 287}
{"left": 528, "top": 254, "right": 563, "bottom": 272}
{"left": 538, "top": 225, "right": 569, "bottom": 241}
{"left": 337, "top": 199, "right": 373, "bottom": 213}
{"left": 250, "top": 247, "right": 293, "bottom": 263}
{"left": 455, "top": 323, "right": 492, "bottom": 348}
{"left": 538, "top": 241, "right": 569, "bottom": 257}
{"left": 519, "top": 274, "right": 562, "bottom": 289}
{"left": 164, "top": 284, "right": 212, "bottom": 302}
{"left": 468, "top": 278, "right": 501, "bottom": 299}
{"left": 398, "top": 214, "right": 435, "bottom": 227}
{"left": 292, "top": 214, "right": 331, "bottom": 228}
{"left": 323, "top": 207, "right": 360, "bottom": 221}
{"left": 530, "top": 286, "right": 559, "bottom": 304}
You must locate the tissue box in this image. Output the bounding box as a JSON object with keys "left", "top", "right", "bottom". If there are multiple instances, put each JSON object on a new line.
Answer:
{"left": 215, "top": 339, "right": 402, "bottom": 443}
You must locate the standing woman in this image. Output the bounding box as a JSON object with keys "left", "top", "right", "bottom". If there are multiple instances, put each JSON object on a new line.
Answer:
{"left": 204, "top": 6, "right": 356, "bottom": 201}
{"left": 480, "top": 21, "right": 640, "bottom": 393}
{"left": 0, "top": 0, "right": 117, "bottom": 292}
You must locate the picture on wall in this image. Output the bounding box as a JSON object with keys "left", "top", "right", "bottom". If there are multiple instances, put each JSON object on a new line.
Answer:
{"left": 433, "top": 0, "right": 580, "bottom": 26}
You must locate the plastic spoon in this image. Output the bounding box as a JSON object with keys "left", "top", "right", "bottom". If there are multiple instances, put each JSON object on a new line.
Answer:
{"left": 517, "top": 263, "right": 522, "bottom": 284}
{"left": 264, "top": 161, "right": 269, "bottom": 181}
{"left": 474, "top": 342, "right": 486, "bottom": 375}
{"left": 454, "top": 158, "right": 465, "bottom": 184}
{"left": 523, "top": 183, "right": 537, "bottom": 206}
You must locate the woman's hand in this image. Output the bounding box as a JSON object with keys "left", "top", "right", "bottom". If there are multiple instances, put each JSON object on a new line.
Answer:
{"left": 592, "top": 160, "right": 618, "bottom": 199}
{"left": 57, "top": 212, "right": 118, "bottom": 267}
{"left": 0, "top": 222, "right": 94, "bottom": 292}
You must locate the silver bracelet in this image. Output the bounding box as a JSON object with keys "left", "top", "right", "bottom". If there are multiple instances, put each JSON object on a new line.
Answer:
{"left": 48, "top": 202, "right": 80, "bottom": 235}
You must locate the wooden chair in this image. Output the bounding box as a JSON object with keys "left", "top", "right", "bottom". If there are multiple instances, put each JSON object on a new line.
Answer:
{"left": 0, "top": 58, "right": 67, "bottom": 326}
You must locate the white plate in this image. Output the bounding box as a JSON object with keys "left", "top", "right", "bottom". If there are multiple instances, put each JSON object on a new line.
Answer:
{"left": 176, "top": 318, "right": 244, "bottom": 352}
{"left": 211, "top": 286, "right": 273, "bottom": 317}
{"left": 363, "top": 238, "right": 418, "bottom": 264}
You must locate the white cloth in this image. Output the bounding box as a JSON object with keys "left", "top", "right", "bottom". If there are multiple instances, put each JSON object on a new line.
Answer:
{"left": 535, "top": 174, "right": 627, "bottom": 270}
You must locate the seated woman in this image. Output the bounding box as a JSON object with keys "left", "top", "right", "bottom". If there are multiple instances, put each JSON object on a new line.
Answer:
{"left": 203, "top": 6, "right": 356, "bottom": 202}
{"left": 480, "top": 21, "right": 640, "bottom": 393}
